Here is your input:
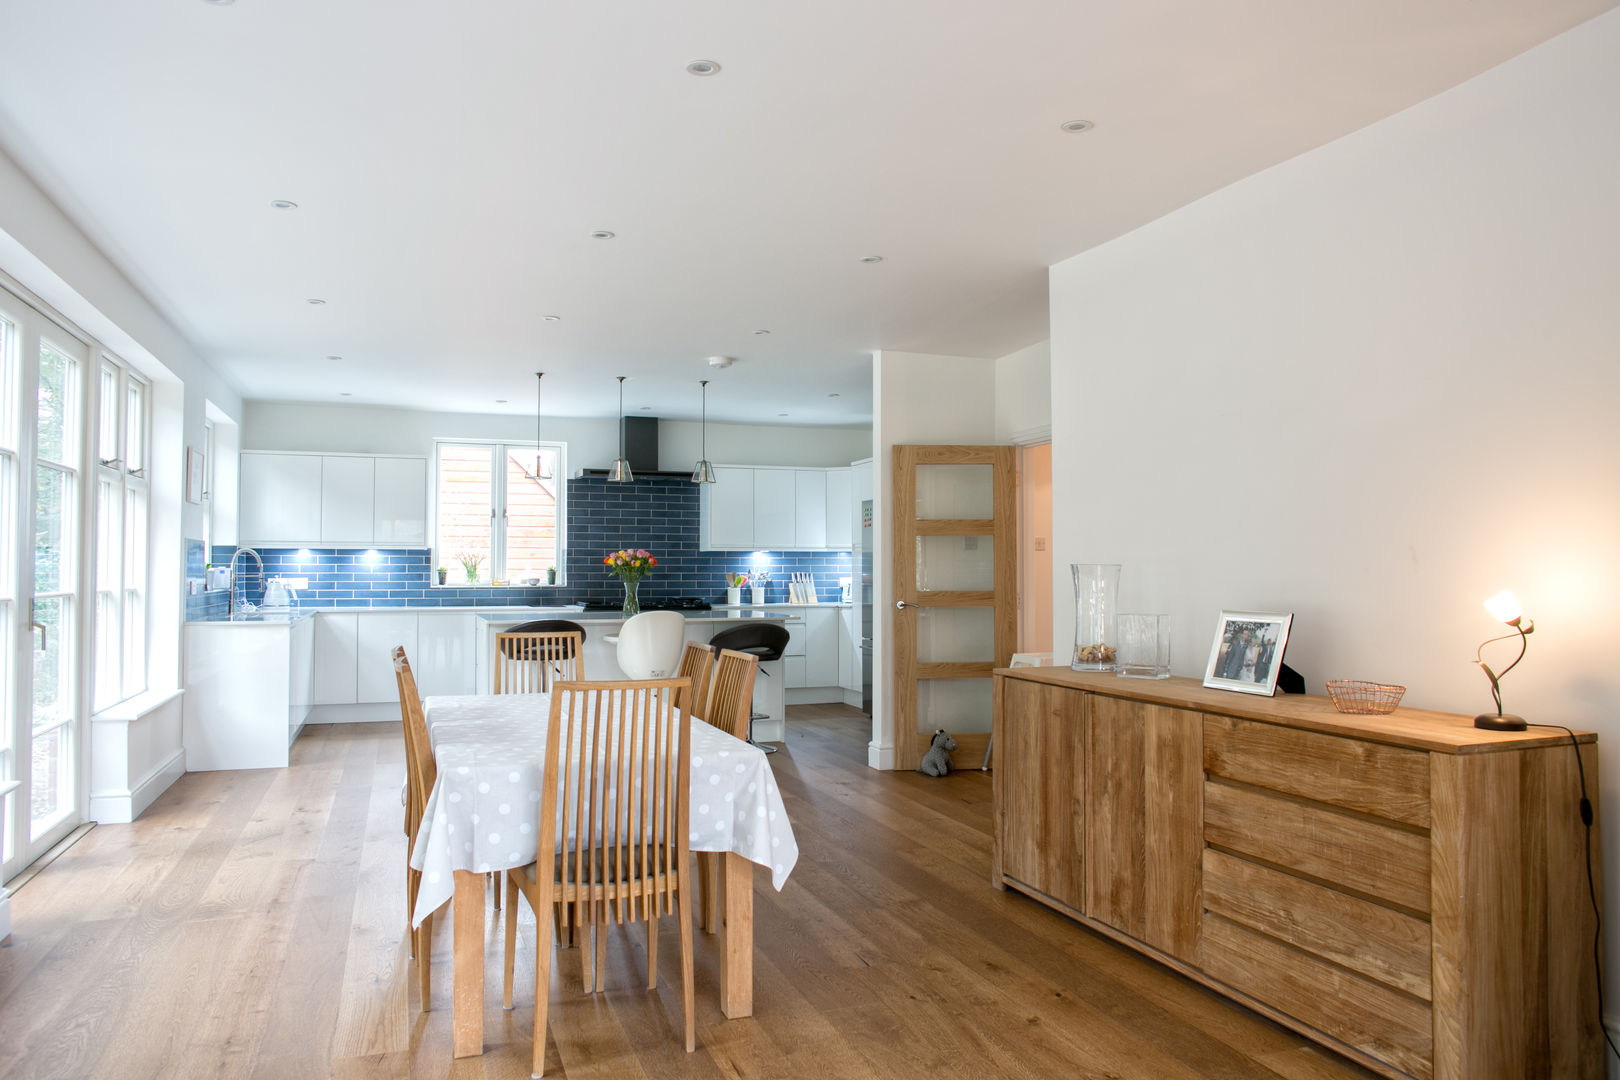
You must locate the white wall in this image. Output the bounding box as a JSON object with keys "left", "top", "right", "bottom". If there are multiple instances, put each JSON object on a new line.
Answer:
{"left": 869, "top": 350, "right": 998, "bottom": 768}
{"left": 994, "top": 340, "right": 1051, "bottom": 443}
{"left": 1050, "top": 7, "right": 1620, "bottom": 1007}
{"left": 242, "top": 401, "right": 871, "bottom": 470}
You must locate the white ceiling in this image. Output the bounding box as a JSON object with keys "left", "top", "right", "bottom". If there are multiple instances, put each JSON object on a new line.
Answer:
{"left": 0, "top": 0, "right": 1612, "bottom": 426}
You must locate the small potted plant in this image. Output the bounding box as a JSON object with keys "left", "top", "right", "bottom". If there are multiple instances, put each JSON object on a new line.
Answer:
{"left": 436, "top": 566, "right": 448, "bottom": 585}
{"left": 456, "top": 552, "right": 484, "bottom": 584}
{"left": 546, "top": 566, "right": 557, "bottom": 585}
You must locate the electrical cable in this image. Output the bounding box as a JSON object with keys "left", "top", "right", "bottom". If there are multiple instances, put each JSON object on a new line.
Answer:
{"left": 1531, "top": 721, "right": 1620, "bottom": 1062}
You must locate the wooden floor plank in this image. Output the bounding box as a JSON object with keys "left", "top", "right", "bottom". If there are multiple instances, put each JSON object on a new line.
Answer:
{"left": 0, "top": 709, "right": 1377, "bottom": 1080}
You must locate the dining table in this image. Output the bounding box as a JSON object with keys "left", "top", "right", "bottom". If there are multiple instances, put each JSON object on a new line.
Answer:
{"left": 409, "top": 690, "right": 799, "bottom": 1058}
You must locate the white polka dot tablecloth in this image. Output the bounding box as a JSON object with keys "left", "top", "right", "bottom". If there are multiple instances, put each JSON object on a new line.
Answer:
{"left": 409, "top": 691, "right": 798, "bottom": 927}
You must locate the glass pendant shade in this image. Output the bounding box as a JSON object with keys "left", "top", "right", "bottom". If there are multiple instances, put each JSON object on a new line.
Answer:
{"left": 609, "top": 374, "right": 633, "bottom": 483}
{"left": 691, "top": 378, "right": 716, "bottom": 484}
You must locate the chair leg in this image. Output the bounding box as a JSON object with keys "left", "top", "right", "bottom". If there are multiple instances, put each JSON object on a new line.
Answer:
{"left": 503, "top": 873, "right": 519, "bottom": 1010}
{"left": 406, "top": 864, "right": 420, "bottom": 959}
{"left": 647, "top": 911, "right": 659, "bottom": 989}
{"left": 491, "top": 870, "right": 502, "bottom": 910}
{"left": 678, "top": 885, "right": 695, "bottom": 1052}
{"left": 699, "top": 852, "right": 718, "bottom": 934}
{"left": 532, "top": 893, "right": 555, "bottom": 1079}
{"left": 579, "top": 904, "right": 592, "bottom": 993}
{"left": 594, "top": 916, "right": 607, "bottom": 994}
{"left": 416, "top": 911, "right": 432, "bottom": 1011}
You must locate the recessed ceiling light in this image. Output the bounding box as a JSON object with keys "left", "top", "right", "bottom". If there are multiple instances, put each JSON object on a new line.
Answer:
{"left": 270, "top": 199, "right": 298, "bottom": 210}
{"left": 495, "top": 399, "right": 507, "bottom": 404}
{"left": 752, "top": 329, "right": 771, "bottom": 335}
{"left": 541, "top": 314, "right": 561, "bottom": 322}
{"left": 686, "top": 60, "right": 721, "bottom": 77}
{"left": 777, "top": 412, "right": 789, "bottom": 417}
{"left": 202, "top": 0, "right": 235, "bottom": 5}
{"left": 859, "top": 255, "right": 883, "bottom": 263}
{"left": 828, "top": 393, "right": 840, "bottom": 398}
{"left": 1059, "top": 119, "right": 1095, "bottom": 133}
{"left": 306, "top": 298, "right": 326, "bottom": 305}
{"left": 339, "top": 392, "right": 352, "bottom": 397}
{"left": 590, "top": 229, "right": 616, "bottom": 240}
{"left": 325, "top": 355, "right": 342, "bottom": 361}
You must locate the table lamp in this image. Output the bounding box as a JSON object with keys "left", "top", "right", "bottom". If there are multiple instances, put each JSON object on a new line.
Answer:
{"left": 1473, "top": 589, "right": 1533, "bottom": 731}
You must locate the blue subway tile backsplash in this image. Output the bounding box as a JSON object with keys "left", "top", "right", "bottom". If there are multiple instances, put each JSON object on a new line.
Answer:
{"left": 205, "top": 475, "right": 853, "bottom": 612}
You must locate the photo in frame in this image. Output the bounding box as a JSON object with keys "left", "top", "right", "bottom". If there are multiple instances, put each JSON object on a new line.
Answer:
{"left": 185, "top": 446, "right": 205, "bottom": 504}
{"left": 1203, "top": 610, "right": 1293, "bottom": 696}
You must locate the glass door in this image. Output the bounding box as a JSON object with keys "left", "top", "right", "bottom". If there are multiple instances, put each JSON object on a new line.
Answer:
{"left": 891, "top": 445, "right": 1017, "bottom": 770}
{"left": 0, "top": 285, "right": 87, "bottom": 882}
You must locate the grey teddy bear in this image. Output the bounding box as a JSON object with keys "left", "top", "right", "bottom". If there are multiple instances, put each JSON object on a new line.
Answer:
{"left": 916, "top": 728, "right": 958, "bottom": 777}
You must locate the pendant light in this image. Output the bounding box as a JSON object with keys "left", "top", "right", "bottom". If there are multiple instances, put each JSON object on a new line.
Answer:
{"left": 608, "top": 375, "right": 634, "bottom": 483}
{"left": 691, "top": 379, "right": 716, "bottom": 484}
{"left": 532, "top": 372, "right": 553, "bottom": 480}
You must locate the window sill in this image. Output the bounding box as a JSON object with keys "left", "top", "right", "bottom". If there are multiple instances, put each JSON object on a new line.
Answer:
{"left": 432, "top": 583, "right": 563, "bottom": 590}
{"left": 92, "top": 687, "right": 185, "bottom": 725}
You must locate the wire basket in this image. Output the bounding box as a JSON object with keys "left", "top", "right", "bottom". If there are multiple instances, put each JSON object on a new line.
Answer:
{"left": 1326, "top": 680, "right": 1406, "bottom": 715}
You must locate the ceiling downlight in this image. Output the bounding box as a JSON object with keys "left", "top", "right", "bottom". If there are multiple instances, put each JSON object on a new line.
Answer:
{"left": 1059, "top": 119, "right": 1095, "bottom": 133}
{"left": 686, "top": 60, "right": 721, "bottom": 77}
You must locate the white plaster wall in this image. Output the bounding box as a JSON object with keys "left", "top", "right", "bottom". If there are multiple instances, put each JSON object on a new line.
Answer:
{"left": 869, "top": 350, "right": 997, "bottom": 768}
{"left": 1050, "top": 8, "right": 1620, "bottom": 1004}
{"left": 994, "top": 340, "right": 1052, "bottom": 443}
{"left": 242, "top": 401, "right": 871, "bottom": 469}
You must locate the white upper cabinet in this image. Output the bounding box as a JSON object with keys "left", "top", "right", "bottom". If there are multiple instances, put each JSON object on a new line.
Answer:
{"left": 240, "top": 453, "right": 323, "bottom": 545}
{"left": 753, "top": 470, "right": 797, "bottom": 550}
{"left": 239, "top": 451, "right": 426, "bottom": 547}
{"left": 374, "top": 457, "right": 428, "bottom": 545}
{"left": 700, "top": 466, "right": 755, "bottom": 550}
{"left": 794, "top": 470, "right": 827, "bottom": 549}
{"left": 699, "top": 465, "right": 858, "bottom": 552}
{"left": 825, "top": 467, "right": 853, "bottom": 550}
{"left": 320, "top": 456, "right": 375, "bottom": 544}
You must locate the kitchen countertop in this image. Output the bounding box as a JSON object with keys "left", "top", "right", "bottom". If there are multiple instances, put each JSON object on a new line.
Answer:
{"left": 186, "top": 604, "right": 801, "bottom": 626}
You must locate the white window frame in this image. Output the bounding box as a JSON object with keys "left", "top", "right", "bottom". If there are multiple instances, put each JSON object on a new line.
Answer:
{"left": 92, "top": 356, "right": 150, "bottom": 710}
{"left": 432, "top": 438, "right": 567, "bottom": 586}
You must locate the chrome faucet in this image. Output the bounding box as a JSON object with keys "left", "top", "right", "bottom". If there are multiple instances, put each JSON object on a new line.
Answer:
{"left": 228, "top": 546, "right": 265, "bottom": 619}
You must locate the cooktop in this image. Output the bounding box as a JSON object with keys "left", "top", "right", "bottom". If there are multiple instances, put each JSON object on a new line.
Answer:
{"left": 577, "top": 597, "right": 712, "bottom": 612}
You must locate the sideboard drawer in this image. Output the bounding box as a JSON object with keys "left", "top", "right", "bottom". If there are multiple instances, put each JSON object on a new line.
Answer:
{"left": 1203, "top": 713, "right": 1430, "bottom": 827}
{"left": 1201, "top": 914, "right": 1434, "bottom": 1080}
{"left": 1204, "top": 780, "right": 1431, "bottom": 914}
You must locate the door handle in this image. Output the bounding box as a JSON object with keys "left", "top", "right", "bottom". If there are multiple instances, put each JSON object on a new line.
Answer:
{"left": 895, "top": 600, "right": 914, "bottom": 610}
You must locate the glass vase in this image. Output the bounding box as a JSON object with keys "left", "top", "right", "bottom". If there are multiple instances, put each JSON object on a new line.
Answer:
{"left": 621, "top": 579, "right": 640, "bottom": 616}
{"left": 1117, "top": 614, "right": 1171, "bottom": 679}
{"left": 1071, "top": 563, "right": 1121, "bottom": 671}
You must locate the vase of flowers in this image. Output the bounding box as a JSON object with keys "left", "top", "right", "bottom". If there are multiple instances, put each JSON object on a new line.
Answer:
{"left": 457, "top": 552, "right": 484, "bottom": 584}
{"left": 604, "top": 548, "right": 657, "bottom": 616}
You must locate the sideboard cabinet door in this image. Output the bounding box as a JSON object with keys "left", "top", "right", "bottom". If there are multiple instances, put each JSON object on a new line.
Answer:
{"left": 993, "top": 677, "right": 1086, "bottom": 912}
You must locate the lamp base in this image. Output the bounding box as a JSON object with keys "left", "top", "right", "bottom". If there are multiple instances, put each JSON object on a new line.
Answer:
{"left": 1474, "top": 712, "right": 1528, "bottom": 731}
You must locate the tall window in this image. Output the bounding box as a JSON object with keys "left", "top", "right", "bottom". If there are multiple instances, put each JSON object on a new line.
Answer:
{"left": 434, "top": 440, "right": 565, "bottom": 584}
{"left": 93, "top": 358, "right": 149, "bottom": 710}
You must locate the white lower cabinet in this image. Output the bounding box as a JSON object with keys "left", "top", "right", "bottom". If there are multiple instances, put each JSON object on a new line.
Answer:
{"left": 416, "top": 613, "right": 477, "bottom": 697}
{"left": 313, "top": 613, "right": 360, "bottom": 705}
{"left": 785, "top": 655, "right": 808, "bottom": 688}
{"left": 357, "top": 613, "right": 417, "bottom": 704}
{"left": 805, "top": 608, "right": 839, "bottom": 686}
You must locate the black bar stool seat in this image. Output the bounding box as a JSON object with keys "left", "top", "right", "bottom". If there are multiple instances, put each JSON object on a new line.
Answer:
{"left": 708, "top": 623, "right": 790, "bottom": 752}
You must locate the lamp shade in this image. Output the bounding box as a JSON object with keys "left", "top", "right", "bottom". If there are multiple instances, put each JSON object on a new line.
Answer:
{"left": 1484, "top": 589, "right": 1522, "bottom": 625}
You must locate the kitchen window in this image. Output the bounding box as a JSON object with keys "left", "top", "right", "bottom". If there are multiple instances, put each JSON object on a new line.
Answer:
{"left": 433, "top": 440, "right": 565, "bottom": 585}
{"left": 93, "top": 357, "right": 149, "bottom": 710}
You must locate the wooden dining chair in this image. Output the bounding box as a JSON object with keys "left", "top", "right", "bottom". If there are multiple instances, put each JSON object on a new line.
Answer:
{"left": 674, "top": 641, "right": 715, "bottom": 721}
{"left": 393, "top": 646, "right": 441, "bottom": 1011}
{"left": 493, "top": 630, "right": 584, "bottom": 694}
{"left": 502, "top": 678, "right": 697, "bottom": 1074}
{"left": 694, "top": 648, "right": 758, "bottom": 932}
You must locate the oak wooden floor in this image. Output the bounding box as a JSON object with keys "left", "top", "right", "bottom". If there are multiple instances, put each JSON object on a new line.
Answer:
{"left": 0, "top": 705, "right": 1377, "bottom": 1080}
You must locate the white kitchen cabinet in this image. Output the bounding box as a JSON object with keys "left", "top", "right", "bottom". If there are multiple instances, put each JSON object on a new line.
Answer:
{"left": 288, "top": 614, "right": 315, "bottom": 744}
{"left": 240, "top": 453, "right": 323, "bottom": 545}
{"left": 356, "top": 613, "right": 417, "bottom": 704}
{"left": 321, "top": 456, "right": 375, "bottom": 544}
{"left": 838, "top": 604, "right": 858, "bottom": 691}
{"left": 313, "top": 613, "right": 360, "bottom": 705}
{"left": 804, "top": 607, "right": 839, "bottom": 686}
{"left": 700, "top": 466, "right": 755, "bottom": 550}
{"left": 794, "top": 470, "right": 827, "bottom": 548}
{"left": 416, "top": 613, "right": 477, "bottom": 697}
{"left": 825, "top": 468, "right": 853, "bottom": 550}
{"left": 374, "top": 457, "right": 428, "bottom": 545}
{"left": 785, "top": 655, "right": 808, "bottom": 688}
{"left": 754, "top": 470, "right": 796, "bottom": 550}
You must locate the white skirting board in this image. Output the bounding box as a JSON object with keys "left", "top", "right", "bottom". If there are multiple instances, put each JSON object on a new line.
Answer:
{"left": 0, "top": 889, "right": 10, "bottom": 942}
{"left": 307, "top": 703, "right": 400, "bottom": 725}
{"left": 867, "top": 741, "right": 895, "bottom": 770}
{"left": 89, "top": 748, "right": 186, "bottom": 825}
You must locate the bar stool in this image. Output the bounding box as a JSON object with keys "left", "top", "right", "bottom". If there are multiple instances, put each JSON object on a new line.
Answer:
{"left": 708, "top": 623, "right": 790, "bottom": 753}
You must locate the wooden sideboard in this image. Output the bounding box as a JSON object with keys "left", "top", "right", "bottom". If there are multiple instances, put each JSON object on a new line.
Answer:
{"left": 990, "top": 669, "right": 1603, "bottom": 1080}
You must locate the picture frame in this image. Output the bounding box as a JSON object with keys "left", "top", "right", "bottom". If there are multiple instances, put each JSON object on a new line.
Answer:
{"left": 1203, "top": 610, "right": 1294, "bottom": 696}
{"left": 185, "top": 446, "right": 206, "bottom": 504}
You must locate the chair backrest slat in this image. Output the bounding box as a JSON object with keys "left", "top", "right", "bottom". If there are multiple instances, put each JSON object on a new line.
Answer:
{"left": 494, "top": 631, "right": 584, "bottom": 694}
{"left": 705, "top": 649, "right": 758, "bottom": 741}
{"left": 674, "top": 642, "right": 715, "bottom": 720}
{"left": 393, "top": 646, "right": 435, "bottom": 817}
{"left": 541, "top": 678, "right": 691, "bottom": 929}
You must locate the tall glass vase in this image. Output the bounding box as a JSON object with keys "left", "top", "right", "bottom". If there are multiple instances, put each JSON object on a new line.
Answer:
{"left": 621, "top": 579, "right": 640, "bottom": 617}
{"left": 1071, "top": 563, "right": 1121, "bottom": 671}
